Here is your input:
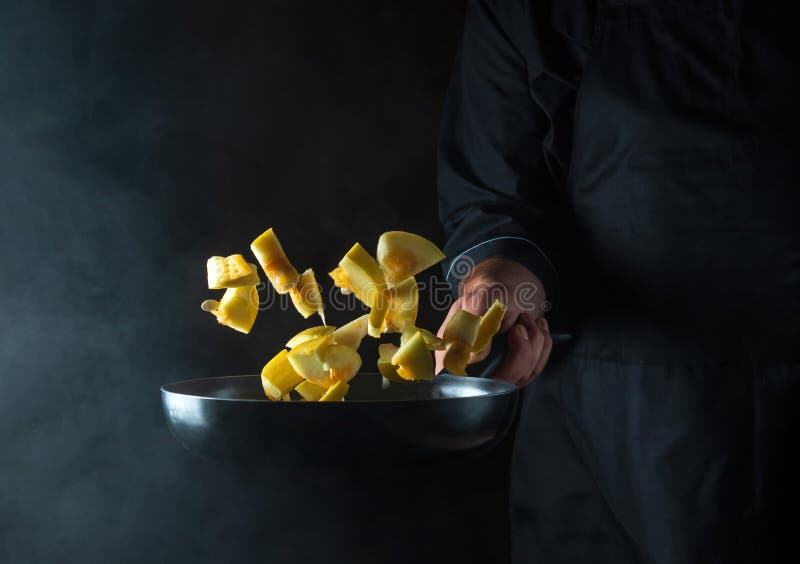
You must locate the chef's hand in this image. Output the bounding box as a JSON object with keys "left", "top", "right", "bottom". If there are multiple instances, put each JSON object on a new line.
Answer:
{"left": 434, "top": 257, "right": 552, "bottom": 387}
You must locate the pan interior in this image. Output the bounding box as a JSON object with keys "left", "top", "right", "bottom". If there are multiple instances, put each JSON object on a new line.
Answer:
{"left": 161, "top": 373, "right": 515, "bottom": 403}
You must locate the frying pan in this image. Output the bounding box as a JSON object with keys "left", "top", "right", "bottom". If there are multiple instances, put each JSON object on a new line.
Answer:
{"left": 161, "top": 332, "right": 571, "bottom": 466}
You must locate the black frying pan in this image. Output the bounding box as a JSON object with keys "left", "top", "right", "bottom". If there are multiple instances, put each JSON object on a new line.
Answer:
{"left": 161, "top": 332, "right": 571, "bottom": 466}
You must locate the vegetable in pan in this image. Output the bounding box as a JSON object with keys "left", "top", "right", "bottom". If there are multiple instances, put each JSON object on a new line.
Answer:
{"left": 199, "top": 228, "right": 505, "bottom": 401}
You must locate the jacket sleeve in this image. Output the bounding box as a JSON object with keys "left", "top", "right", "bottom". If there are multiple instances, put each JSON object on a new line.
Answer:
{"left": 437, "top": 0, "right": 566, "bottom": 305}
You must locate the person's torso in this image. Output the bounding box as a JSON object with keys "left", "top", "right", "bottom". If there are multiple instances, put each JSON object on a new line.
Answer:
{"left": 561, "top": 0, "right": 799, "bottom": 363}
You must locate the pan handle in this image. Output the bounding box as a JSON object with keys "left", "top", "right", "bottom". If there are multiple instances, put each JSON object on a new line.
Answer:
{"left": 469, "top": 329, "right": 572, "bottom": 379}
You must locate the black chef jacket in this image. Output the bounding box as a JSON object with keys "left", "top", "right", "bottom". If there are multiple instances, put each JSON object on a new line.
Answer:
{"left": 437, "top": 1, "right": 799, "bottom": 562}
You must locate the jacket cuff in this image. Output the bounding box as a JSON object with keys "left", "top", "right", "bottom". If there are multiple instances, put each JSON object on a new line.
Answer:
{"left": 444, "top": 236, "right": 559, "bottom": 309}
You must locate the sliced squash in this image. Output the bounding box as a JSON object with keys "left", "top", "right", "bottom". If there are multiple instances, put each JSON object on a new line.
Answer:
{"left": 377, "top": 343, "right": 404, "bottom": 383}
{"left": 289, "top": 268, "right": 326, "bottom": 323}
{"left": 321, "top": 344, "right": 362, "bottom": 384}
{"left": 201, "top": 285, "right": 259, "bottom": 334}
{"left": 207, "top": 254, "right": 260, "bottom": 289}
{"left": 286, "top": 334, "right": 334, "bottom": 383}
{"left": 286, "top": 325, "right": 335, "bottom": 349}
{"left": 332, "top": 314, "right": 369, "bottom": 349}
{"left": 250, "top": 228, "right": 299, "bottom": 293}
{"left": 383, "top": 276, "right": 419, "bottom": 333}
{"left": 260, "top": 349, "right": 304, "bottom": 400}
{"left": 376, "top": 231, "right": 445, "bottom": 287}
{"left": 417, "top": 327, "right": 445, "bottom": 351}
{"left": 368, "top": 297, "right": 390, "bottom": 339}
{"left": 472, "top": 300, "right": 507, "bottom": 352}
{"left": 442, "top": 309, "right": 481, "bottom": 375}
{"left": 391, "top": 329, "right": 434, "bottom": 381}
{"left": 329, "top": 242, "right": 389, "bottom": 338}
{"left": 328, "top": 243, "right": 386, "bottom": 303}
{"left": 319, "top": 380, "right": 350, "bottom": 402}
{"left": 295, "top": 380, "right": 328, "bottom": 402}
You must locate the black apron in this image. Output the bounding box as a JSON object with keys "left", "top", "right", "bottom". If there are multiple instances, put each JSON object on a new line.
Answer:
{"left": 510, "top": 2, "right": 800, "bottom": 563}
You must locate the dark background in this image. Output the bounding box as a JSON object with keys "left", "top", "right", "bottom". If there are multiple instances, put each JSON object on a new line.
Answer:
{"left": 0, "top": 1, "right": 515, "bottom": 563}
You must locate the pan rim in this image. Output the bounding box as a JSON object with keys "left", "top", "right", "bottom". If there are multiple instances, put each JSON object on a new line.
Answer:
{"left": 160, "top": 373, "right": 517, "bottom": 404}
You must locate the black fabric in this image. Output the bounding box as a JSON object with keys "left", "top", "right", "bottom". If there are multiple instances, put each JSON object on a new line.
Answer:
{"left": 437, "top": 1, "right": 800, "bottom": 562}
{"left": 511, "top": 356, "right": 800, "bottom": 563}
{"left": 436, "top": 0, "right": 586, "bottom": 301}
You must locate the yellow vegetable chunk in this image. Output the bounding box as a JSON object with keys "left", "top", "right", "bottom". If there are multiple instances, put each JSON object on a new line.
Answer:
{"left": 329, "top": 243, "right": 389, "bottom": 338}
{"left": 332, "top": 314, "right": 369, "bottom": 349}
{"left": 391, "top": 330, "right": 434, "bottom": 381}
{"left": 368, "top": 298, "right": 390, "bottom": 339}
{"left": 322, "top": 344, "right": 362, "bottom": 384}
{"left": 202, "top": 285, "right": 259, "bottom": 334}
{"left": 442, "top": 309, "right": 481, "bottom": 375}
{"left": 286, "top": 325, "right": 335, "bottom": 349}
{"left": 406, "top": 327, "right": 445, "bottom": 351}
{"left": 250, "top": 228, "right": 299, "bottom": 294}
{"left": 329, "top": 243, "right": 386, "bottom": 303}
{"left": 286, "top": 334, "right": 334, "bottom": 383}
{"left": 419, "top": 328, "right": 445, "bottom": 350}
{"left": 443, "top": 341, "right": 473, "bottom": 376}
{"left": 472, "top": 300, "right": 507, "bottom": 353}
{"left": 376, "top": 231, "right": 445, "bottom": 287}
{"left": 207, "top": 254, "right": 260, "bottom": 289}
{"left": 443, "top": 309, "right": 481, "bottom": 345}
{"left": 260, "top": 349, "right": 304, "bottom": 400}
{"left": 377, "top": 343, "right": 404, "bottom": 382}
{"left": 289, "top": 268, "right": 326, "bottom": 323}
{"left": 383, "top": 276, "right": 419, "bottom": 333}
{"left": 319, "top": 380, "right": 350, "bottom": 402}
{"left": 295, "top": 380, "right": 328, "bottom": 402}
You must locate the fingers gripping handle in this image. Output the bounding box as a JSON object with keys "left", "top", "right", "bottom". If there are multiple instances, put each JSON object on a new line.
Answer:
{"left": 469, "top": 331, "right": 572, "bottom": 379}
{"left": 469, "top": 333, "right": 509, "bottom": 380}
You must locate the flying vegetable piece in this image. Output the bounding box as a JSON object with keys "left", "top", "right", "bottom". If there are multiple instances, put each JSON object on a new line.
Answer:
{"left": 250, "top": 228, "right": 299, "bottom": 293}
{"left": 402, "top": 327, "right": 445, "bottom": 351}
{"left": 286, "top": 325, "right": 336, "bottom": 349}
{"left": 376, "top": 231, "right": 445, "bottom": 288}
{"left": 472, "top": 300, "right": 507, "bottom": 353}
{"left": 418, "top": 328, "right": 445, "bottom": 350}
{"left": 295, "top": 380, "right": 328, "bottom": 402}
{"left": 318, "top": 380, "right": 350, "bottom": 402}
{"left": 367, "top": 300, "right": 390, "bottom": 339}
{"left": 442, "top": 309, "right": 481, "bottom": 375}
{"left": 383, "top": 276, "right": 419, "bottom": 333}
{"left": 201, "top": 285, "right": 259, "bottom": 334}
{"left": 329, "top": 242, "right": 389, "bottom": 338}
{"left": 332, "top": 314, "right": 369, "bottom": 349}
{"left": 329, "top": 243, "right": 385, "bottom": 302}
{"left": 207, "top": 254, "right": 260, "bottom": 289}
{"left": 261, "top": 349, "right": 304, "bottom": 400}
{"left": 377, "top": 343, "right": 404, "bottom": 383}
{"left": 289, "top": 268, "right": 326, "bottom": 323}
{"left": 322, "top": 344, "right": 362, "bottom": 384}
{"left": 391, "top": 329, "right": 434, "bottom": 381}
{"left": 286, "top": 334, "right": 334, "bottom": 383}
